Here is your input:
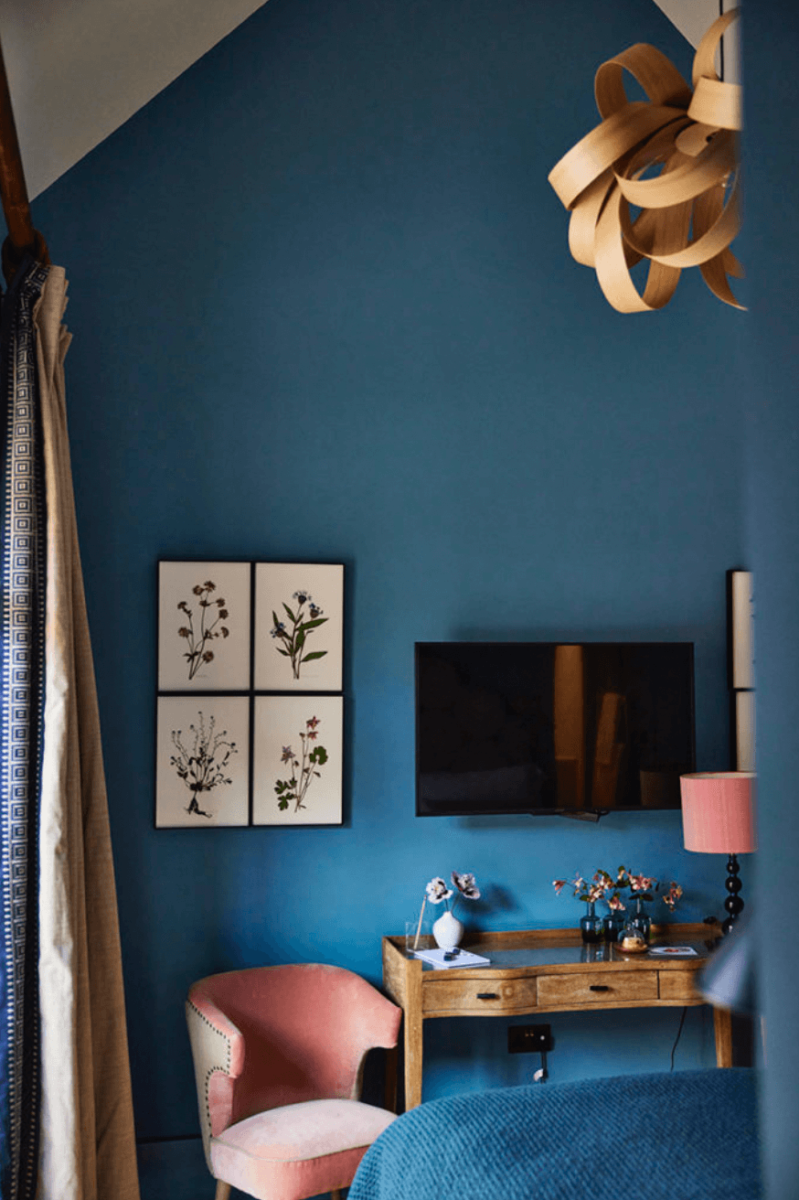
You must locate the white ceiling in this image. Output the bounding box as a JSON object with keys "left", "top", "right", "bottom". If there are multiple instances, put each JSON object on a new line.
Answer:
{"left": 1, "top": 0, "right": 738, "bottom": 202}
{"left": 654, "top": 0, "right": 741, "bottom": 81}
{"left": 2, "top": 0, "right": 267, "bottom": 199}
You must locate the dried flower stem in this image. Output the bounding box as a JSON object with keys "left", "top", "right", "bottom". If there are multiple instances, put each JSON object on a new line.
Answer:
{"left": 270, "top": 591, "right": 328, "bottom": 680}
{"left": 170, "top": 712, "right": 237, "bottom": 818}
{"left": 177, "top": 581, "right": 230, "bottom": 680}
{"left": 275, "top": 717, "right": 328, "bottom": 812}
{"left": 414, "top": 897, "right": 426, "bottom": 950}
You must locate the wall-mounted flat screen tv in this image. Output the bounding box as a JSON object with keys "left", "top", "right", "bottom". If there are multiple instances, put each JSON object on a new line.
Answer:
{"left": 415, "top": 642, "right": 695, "bottom": 817}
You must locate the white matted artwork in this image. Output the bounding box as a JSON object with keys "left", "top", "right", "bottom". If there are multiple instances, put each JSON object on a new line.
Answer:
{"left": 253, "top": 695, "right": 343, "bottom": 825}
{"left": 155, "top": 695, "right": 250, "bottom": 827}
{"left": 730, "top": 570, "right": 755, "bottom": 690}
{"left": 158, "top": 561, "right": 251, "bottom": 691}
{"left": 254, "top": 563, "right": 343, "bottom": 692}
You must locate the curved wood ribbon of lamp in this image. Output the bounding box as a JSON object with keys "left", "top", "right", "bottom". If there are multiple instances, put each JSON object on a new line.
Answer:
{"left": 548, "top": 9, "right": 743, "bottom": 313}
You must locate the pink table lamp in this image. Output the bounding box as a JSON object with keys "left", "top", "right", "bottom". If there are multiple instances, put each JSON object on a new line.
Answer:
{"left": 680, "top": 772, "right": 756, "bottom": 934}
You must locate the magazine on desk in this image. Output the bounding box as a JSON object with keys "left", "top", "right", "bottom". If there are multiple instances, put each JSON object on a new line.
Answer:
{"left": 411, "top": 947, "right": 491, "bottom": 969}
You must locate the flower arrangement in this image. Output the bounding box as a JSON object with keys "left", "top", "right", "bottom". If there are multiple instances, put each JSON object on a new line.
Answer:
{"left": 411, "top": 871, "right": 480, "bottom": 950}
{"left": 661, "top": 881, "right": 684, "bottom": 911}
{"left": 426, "top": 871, "right": 481, "bottom": 910}
{"left": 553, "top": 867, "right": 683, "bottom": 912}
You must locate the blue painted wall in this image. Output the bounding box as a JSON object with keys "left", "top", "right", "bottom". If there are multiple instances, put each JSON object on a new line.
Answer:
{"left": 33, "top": 0, "right": 750, "bottom": 1170}
{"left": 741, "top": 3, "right": 799, "bottom": 1196}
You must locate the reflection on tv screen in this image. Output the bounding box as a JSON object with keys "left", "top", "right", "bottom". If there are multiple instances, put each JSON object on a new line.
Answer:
{"left": 415, "top": 642, "right": 695, "bottom": 816}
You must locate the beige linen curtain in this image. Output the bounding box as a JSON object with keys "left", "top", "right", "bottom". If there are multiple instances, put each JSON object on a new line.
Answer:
{"left": 34, "top": 266, "right": 140, "bottom": 1200}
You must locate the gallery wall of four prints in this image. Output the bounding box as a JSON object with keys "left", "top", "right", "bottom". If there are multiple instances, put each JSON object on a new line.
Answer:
{"left": 155, "top": 561, "right": 344, "bottom": 828}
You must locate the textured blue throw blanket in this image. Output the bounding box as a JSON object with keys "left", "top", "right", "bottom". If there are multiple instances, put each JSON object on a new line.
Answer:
{"left": 350, "top": 1069, "right": 761, "bottom": 1200}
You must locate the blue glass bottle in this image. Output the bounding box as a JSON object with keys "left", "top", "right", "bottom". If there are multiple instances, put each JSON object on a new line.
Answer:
{"left": 580, "top": 900, "right": 604, "bottom": 943}
{"left": 603, "top": 910, "right": 625, "bottom": 942}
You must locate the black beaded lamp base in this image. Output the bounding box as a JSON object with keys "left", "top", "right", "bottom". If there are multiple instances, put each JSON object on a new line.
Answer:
{"left": 721, "top": 853, "right": 745, "bottom": 934}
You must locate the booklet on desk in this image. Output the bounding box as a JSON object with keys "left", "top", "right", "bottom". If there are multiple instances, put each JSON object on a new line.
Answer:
{"left": 411, "top": 947, "right": 491, "bottom": 968}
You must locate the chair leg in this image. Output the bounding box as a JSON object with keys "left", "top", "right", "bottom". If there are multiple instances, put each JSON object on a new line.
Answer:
{"left": 215, "top": 1182, "right": 232, "bottom": 1200}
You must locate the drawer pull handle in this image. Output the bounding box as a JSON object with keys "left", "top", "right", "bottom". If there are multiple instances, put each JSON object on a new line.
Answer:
{"left": 589, "top": 985, "right": 610, "bottom": 992}
{"left": 476, "top": 992, "right": 499, "bottom": 1000}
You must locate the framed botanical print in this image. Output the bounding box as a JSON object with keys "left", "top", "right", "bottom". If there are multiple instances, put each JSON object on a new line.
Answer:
{"left": 253, "top": 563, "right": 343, "bottom": 692}
{"left": 252, "top": 695, "right": 343, "bottom": 825}
{"left": 158, "top": 561, "right": 251, "bottom": 691}
{"left": 155, "top": 695, "right": 250, "bottom": 827}
{"left": 154, "top": 559, "right": 346, "bottom": 829}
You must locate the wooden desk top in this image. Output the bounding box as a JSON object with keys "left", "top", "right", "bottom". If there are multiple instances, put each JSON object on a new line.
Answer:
{"left": 384, "top": 923, "right": 721, "bottom": 979}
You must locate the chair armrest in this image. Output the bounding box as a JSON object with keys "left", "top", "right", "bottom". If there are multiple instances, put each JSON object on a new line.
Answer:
{"left": 185, "top": 995, "right": 244, "bottom": 1170}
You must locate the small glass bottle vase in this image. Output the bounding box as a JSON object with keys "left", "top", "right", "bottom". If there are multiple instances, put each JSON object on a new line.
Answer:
{"left": 630, "top": 896, "right": 651, "bottom": 943}
{"left": 580, "top": 901, "right": 604, "bottom": 944}
{"left": 603, "top": 909, "right": 625, "bottom": 943}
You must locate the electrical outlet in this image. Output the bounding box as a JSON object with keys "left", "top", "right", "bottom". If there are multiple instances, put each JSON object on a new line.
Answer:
{"left": 508, "top": 1023, "right": 553, "bottom": 1054}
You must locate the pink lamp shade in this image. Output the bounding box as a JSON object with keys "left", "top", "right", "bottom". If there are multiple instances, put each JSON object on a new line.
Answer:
{"left": 680, "top": 772, "right": 757, "bottom": 854}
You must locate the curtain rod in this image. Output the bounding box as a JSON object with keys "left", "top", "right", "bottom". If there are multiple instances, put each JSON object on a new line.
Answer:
{"left": 0, "top": 36, "right": 49, "bottom": 282}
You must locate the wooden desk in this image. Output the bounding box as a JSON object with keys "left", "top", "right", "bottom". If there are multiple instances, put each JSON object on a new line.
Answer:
{"left": 382, "top": 924, "right": 730, "bottom": 1110}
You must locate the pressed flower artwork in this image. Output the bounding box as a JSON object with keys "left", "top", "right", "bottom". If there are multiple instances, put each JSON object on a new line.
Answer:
{"left": 155, "top": 560, "right": 345, "bottom": 828}
{"left": 252, "top": 695, "right": 343, "bottom": 825}
{"left": 155, "top": 695, "right": 250, "bottom": 827}
{"left": 270, "top": 591, "right": 328, "bottom": 680}
{"left": 254, "top": 563, "right": 343, "bottom": 692}
{"left": 274, "top": 715, "right": 329, "bottom": 812}
{"left": 158, "top": 561, "right": 251, "bottom": 691}
{"left": 178, "top": 581, "right": 231, "bottom": 681}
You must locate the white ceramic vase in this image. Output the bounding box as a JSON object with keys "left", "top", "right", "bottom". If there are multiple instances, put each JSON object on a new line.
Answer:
{"left": 432, "top": 910, "right": 464, "bottom": 951}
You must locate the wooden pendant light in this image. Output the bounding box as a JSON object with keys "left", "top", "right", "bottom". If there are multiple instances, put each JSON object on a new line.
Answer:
{"left": 548, "top": 9, "right": 742, "bottom": 313}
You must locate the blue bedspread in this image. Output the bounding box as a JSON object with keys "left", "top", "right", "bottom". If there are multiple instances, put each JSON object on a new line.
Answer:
{"left": 350, "top": 1069, "right": 761, "bottom": 1200}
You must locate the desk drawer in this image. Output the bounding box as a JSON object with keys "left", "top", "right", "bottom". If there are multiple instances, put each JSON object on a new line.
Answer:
{"left": 423, "top": 977, "right": 537, "bottom": 1014}
{"left": 537, "top": 970, "right": 658, "bottom": 1007}
{"left": 659, "top": 971, "right": 701, "bottom": 1001}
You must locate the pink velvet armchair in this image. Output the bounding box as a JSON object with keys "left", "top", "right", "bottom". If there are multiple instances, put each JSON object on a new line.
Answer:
{"left": 186, "top": 963, "right": 402, "bottom": 1200}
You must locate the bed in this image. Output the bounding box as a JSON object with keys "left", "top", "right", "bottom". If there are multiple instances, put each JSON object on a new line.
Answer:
{"left": 349, "top": 1068, "right": 761, "bottom": 1200}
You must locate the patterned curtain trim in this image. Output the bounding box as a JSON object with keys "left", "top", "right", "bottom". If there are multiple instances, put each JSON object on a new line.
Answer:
{"left": 0, "top": 259, "right": 50, "bottom": 1200}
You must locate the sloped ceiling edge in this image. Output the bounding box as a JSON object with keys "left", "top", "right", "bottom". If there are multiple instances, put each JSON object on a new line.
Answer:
{"left": 2, "top": 0, "right": 268, "bottom": 199}
{"left": 2, "top": 0, "right": 737, "bottom": 202}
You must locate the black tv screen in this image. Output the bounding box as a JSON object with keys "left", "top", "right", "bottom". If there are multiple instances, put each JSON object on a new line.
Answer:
{"left": 415, "top": 642, "right": 695, "bottom": 816}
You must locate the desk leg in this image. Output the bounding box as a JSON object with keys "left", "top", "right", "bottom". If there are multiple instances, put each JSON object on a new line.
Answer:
{"left": 401, "top": 960, "right": 424, "bottom": 1111}
{"left": 713, "top": 1005, "right": 733, "bottom": 1067}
